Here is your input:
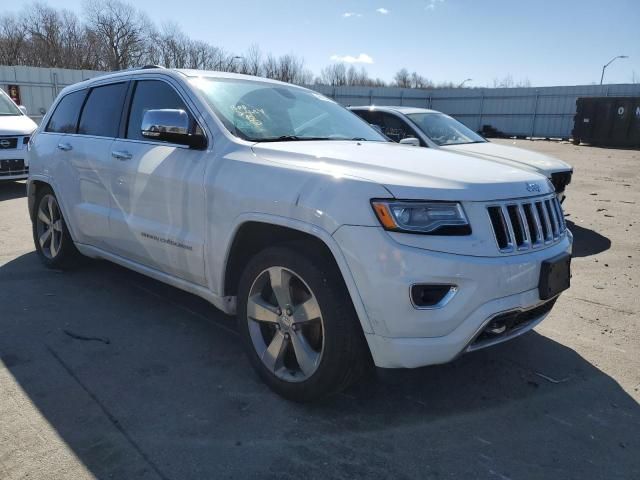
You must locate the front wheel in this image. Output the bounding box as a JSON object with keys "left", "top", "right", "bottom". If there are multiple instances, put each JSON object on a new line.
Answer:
{"left": 237, "top": 245, "right": 369, "bottom": 402}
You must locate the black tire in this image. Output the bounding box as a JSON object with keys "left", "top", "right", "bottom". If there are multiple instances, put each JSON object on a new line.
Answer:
{"left": 32, "top": 186, "right": 83, "bottom": 269}
{"left": 237, "top": 243, "right": 370, "bottom": 402}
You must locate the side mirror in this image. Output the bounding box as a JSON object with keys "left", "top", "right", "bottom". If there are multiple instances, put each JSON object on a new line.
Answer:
{"left": 141, "top": 109, "right": 207, "bottom": 149}
{"left": 18, "top": 105, "right": 27, "bottom": 115}
{"left": 399, "top": 137, "right": 420, "bottom": 147}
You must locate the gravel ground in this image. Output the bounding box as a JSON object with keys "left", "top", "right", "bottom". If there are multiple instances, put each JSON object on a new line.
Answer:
{"left": 0, "top": 140, "right": 638, "bottom": 480}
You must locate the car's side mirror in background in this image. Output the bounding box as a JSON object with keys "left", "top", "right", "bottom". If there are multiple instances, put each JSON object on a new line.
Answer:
{"left": 399, "top": 137, "right": 420, "bottom": 147}
{"left": 141, "top": 109, "right": 207, "bottom": 149}
{"left": 18, "top": 105, "right": 28, "bottom": 115}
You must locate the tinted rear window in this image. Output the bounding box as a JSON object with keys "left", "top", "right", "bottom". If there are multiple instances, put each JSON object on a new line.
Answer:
{"left": 78, "top": 83, "right": 128, "bottom": 137}
{"left": 46, "top": 90, "right": 87, "bottom": 133}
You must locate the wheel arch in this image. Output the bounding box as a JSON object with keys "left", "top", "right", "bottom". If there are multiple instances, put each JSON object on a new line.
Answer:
{"left": 27, "top": 176, "right": 79, "bottom": 243}
{"left": 222, "top": 215, "right": 373, "bottom": 334}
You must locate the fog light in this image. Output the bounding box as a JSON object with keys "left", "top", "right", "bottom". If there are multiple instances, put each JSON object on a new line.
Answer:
{"left": 410, "top": 284, "right": 457, "bottom": 308}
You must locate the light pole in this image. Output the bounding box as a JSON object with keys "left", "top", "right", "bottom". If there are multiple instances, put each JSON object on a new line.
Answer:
{"left": 227, "top": 55, "right": 244, "bottom": 71}
{"left": 457, "top": 78, "right": 472, "bottom": 88}
{"left": 600, "top": 55, "right": 628, "bottom": 85}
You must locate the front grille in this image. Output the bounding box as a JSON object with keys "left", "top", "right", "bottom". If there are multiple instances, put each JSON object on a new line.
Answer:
{"left": 550, "top": 171, "right": 572, "bottom": 193}
{"left": 0, "top": 137, "right": 18, "bottom": 149}
{"left": 469, "top": 298, "right": 557, "bottom": 349}
{"left": 0, "top": 159, "right": 27, "bottom": 176}
{"left": 487, "top": 194, "right": 566, "bottom": 253}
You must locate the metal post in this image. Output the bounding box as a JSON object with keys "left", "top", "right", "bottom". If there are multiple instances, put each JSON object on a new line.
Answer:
{"left": 369, "top": 89, "right": 373, "bottom": 105}
{"left": 530, "top": 90, "right": 539, "bottom": 139}
{"left": 52, "top": 72, "right": 58, "bottom": 96}
{"left": 478, "top": 90, "right": 485, "bottom": 132}
{"left": 399, "top": 90, "right": 404, "bottom": 106}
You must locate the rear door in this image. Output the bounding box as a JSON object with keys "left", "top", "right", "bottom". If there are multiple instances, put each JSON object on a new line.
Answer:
{"left": 37, "top": 89, "right": 88, "bottom": 241}
{"left": 107, "top": 78, "right": 208, "bottom": 286}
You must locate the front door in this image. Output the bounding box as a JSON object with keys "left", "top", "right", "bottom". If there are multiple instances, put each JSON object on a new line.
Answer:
{"left": 107, "top": 79, "right": 208, "bottom": 286}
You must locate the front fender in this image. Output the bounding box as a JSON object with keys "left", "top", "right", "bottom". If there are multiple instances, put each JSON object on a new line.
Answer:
{"left": 220, "top": 213, "right": 374, "bottom": 334}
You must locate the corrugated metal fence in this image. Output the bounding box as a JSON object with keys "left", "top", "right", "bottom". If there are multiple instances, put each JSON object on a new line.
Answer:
{"left": 2, "top": 65, "right": 640, "bottom": 138}
{"left": 0, "top": 65, "right": 101, "bottom": 123}
{"left": 312, "top": 83, "right": 640, "bottom": 139}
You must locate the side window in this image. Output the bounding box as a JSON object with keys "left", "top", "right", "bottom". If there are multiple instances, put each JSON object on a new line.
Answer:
{"left": 46, "top": 90, "right": 87, "bottom": 133}
{"left": 126, "top": 80, "right": 191, "bottom": 141}
{"left": 355, "top": 111, "right": 385, "bottom": 136}
{"left": 353, "top": 110, "right": 372, "bottom": 123}
{"left": 381, "top": 113, "right": 419, "bottom": 143}
{"left": 78, "top": 83, "right": 128, "bottom": 137}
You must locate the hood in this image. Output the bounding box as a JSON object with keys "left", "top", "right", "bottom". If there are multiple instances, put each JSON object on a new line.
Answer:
{"left": 0, "top": 115, "right": 38, "bottom": 136}
{"left": 443, "top": 142, "right": 572, "bottom": 176}
{"left": 251, "top": 141, "right": 553, "bottom": 201}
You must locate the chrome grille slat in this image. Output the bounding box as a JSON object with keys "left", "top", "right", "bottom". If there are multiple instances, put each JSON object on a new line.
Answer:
{"left": 539, "top": 201, "right": 553, "bottom": 242}
{"left": 500, "top": 205, "right": 516, "bottom": 252}
{"left": 516, "top": 204, "right": 531, "bottom": 248}
{"left": 546, "top": 199, "right": 560, "bottom": 239}
{"left": 487, "top": 194, "right": 567, "bottom": 254}
{"left": 528, "top": 203, "right": 544, "bottom": 246}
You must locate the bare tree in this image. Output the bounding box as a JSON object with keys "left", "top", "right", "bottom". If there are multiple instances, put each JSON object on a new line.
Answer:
{"left": 0, "top": 0, "right": 473, "bottom": 88}
{"left": 319, "top": 63, "right": 347, "bottom": 86}
{"left": 239, "top": 44, "right": 262, "bottom": 76}
{"left": 0, "top": 14, "right": 27, "bottom": 65}
{"left": 23, "top": 3, "right": 67, "bottom": 67}
{"left": 492, "top": 74, "right": 531, "bottom": 88}
{"left": 410, "top": 71, "right": 432, "bottom": 89}
{"left": 394, "top": 68, "right": 411, "bottom": 88}
{"left": 83, "top": 0, "right": 151, "bottom": 70}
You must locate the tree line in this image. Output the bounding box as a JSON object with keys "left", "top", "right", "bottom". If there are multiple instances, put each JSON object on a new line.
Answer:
{"left": 0, "top": 1, "right": 530, "bottom": 88}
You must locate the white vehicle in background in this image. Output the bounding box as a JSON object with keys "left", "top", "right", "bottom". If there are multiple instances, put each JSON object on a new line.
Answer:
{"left": 350, "top": 106, "right": 573, "bottom": 202}
{"left": 0, "top": 88, "right": 37, "bottom": 181}
{"left": 27, "top": 68, "right": 572, "bottom": 401}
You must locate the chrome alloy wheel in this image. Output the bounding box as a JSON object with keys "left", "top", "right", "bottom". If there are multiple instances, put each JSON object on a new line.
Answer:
{"left": 247, "top": 266, "right": 325, "bottom": 382}
{"left": 36, "top": 194, "right": 63, "bottom": 260}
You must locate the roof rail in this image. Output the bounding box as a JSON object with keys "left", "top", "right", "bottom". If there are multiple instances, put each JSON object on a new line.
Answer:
{"left": 141, "top": 65, "right": 165, "bottom": 70}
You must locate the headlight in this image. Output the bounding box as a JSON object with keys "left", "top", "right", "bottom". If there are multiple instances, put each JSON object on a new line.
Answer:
{"left": 371, "top": 200, "right": 471, "bottom": 235}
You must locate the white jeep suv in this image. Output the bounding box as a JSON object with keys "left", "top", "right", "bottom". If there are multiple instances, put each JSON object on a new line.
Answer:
{"left": 0, "top": 88, "right": 37, "bottom": 181}
{"left": 27, "top": 68, "right": 572, "bottom": 401}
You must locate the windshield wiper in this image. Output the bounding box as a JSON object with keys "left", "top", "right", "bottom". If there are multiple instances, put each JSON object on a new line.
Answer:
{"left": 254, "top": 135, "right": 336, "bottom": 143}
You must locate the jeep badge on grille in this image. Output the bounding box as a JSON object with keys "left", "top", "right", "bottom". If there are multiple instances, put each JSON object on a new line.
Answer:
{"left": 526, "top": 183, "right": 541, "bottom": 193}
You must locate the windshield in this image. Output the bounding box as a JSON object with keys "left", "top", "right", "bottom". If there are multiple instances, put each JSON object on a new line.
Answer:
{"left": 191, "top": 77, "right": 387, "bottom": 142}
{"left": 0, "top": 90, "right": 21, "bottom": 116}
{"left": 407, "top": 112, "right": 486, "bottom": 146}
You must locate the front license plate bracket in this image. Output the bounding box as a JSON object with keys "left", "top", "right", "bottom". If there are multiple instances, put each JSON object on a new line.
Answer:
{"left": 539, "top": 253, "right": 571, "bottom": 300}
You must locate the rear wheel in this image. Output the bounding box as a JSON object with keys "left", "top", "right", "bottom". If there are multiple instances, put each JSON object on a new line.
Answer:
{"left": 237, "top": 245, "right": 369, "bottom": 402}
{"left": 33, "top": 187, "right": 82, "bottom": 269}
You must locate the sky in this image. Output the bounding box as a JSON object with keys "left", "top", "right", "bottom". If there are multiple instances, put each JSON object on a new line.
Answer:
{"left": 6, "top": 0, "right": 640, "bottom": 86}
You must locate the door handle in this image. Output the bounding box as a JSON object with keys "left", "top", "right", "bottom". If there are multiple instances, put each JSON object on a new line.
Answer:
{"left": 57, "top": 142, "right": 72, "bottom": 151}
{"left": 111, "top": 150, "right": 133, "bottom": 161}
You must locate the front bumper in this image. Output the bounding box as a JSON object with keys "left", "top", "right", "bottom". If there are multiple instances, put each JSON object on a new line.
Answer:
{"left": 333, "top": 225, "right": 572, "bottom": 368}
{"left": 0, "top": 136, "right": 29, "bottom": 180}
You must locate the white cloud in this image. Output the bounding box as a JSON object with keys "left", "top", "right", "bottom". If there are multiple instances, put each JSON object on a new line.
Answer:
{"left": 330, "top": 53, "right": 374, "bottom": 64}
{"left": 376, "top": 8, "right": 389, "bottom": 14}
{"left": 342, "top": 12, "right": 362, "bottom": 18}
{"left": 425, "top": 0, "right": 445, "bottom": 10}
